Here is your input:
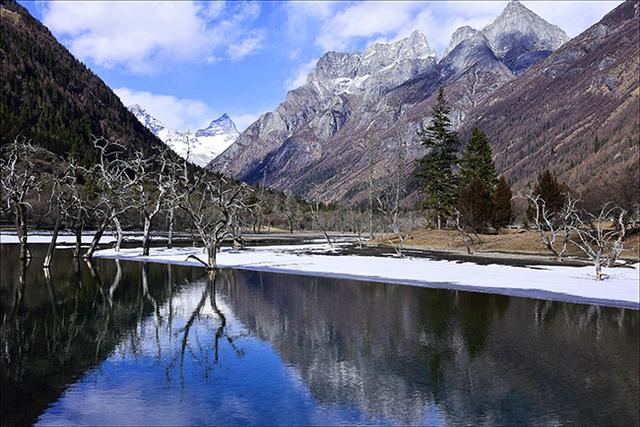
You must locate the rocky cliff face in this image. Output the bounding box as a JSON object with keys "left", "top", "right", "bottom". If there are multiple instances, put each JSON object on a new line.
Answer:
{"left": 462, "top": 0, "right": 639, "bottom": 202}
{"left": 209, "top": 1, "right": 601, "bottom": 205}
{"left": 483, "top": 0, "right": 568, "bottom": 74}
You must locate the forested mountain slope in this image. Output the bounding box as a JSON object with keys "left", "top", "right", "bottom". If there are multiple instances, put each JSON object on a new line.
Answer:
{"left": 0, "top": 0, "right": 164, "bottom": 162}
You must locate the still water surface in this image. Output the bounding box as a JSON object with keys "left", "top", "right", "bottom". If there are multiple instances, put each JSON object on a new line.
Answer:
{"left": 1, "top": 245, "right": 638, "bottom": 426}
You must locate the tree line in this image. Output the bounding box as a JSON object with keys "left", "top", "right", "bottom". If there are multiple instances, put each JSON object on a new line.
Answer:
{"left": 415, "top": 87, "right": 637, "bottom": 280}
{"left": 0, "top": 137, "right": 315, "bottom": 269}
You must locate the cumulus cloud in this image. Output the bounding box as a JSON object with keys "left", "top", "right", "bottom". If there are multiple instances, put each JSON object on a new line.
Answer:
{"left": 114, "top": 87, "right": 215, "bottom": 130}
{"left": 42, "top": 1, "right": 265, "bottom": 73}
{"left": 285, "top": 1, "right": 621, "bottom": 56}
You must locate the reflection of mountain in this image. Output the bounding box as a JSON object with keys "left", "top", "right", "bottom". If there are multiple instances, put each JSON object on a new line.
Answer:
{"left": 1, "top": 249, "right": 638, "bottom": 426}
{"left": 217, "top": 269, "right": 639, "bottom": 426}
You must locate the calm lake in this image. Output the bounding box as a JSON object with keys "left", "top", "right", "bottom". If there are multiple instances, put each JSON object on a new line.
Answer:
{"left": 1, "top": 244, "right": 638, "bottom": 426}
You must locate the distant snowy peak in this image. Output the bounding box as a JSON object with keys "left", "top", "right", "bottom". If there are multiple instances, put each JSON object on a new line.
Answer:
{"left": 129, "top": 104, "right": 166, "bottom": 135}
{"left": 128, "top": 106, "right": 239, "bottom": 167}
{"left": 196, "top": 113, "right": 239, "bottom": 138}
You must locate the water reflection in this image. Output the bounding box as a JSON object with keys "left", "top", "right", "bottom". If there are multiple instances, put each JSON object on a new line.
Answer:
{"left": 0, "top": 245, "right": 638, "bottom": 426}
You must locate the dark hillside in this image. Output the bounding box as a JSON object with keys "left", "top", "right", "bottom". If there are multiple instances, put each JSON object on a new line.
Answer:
{"left": 0, "top": 0, "right": 164, "bottom": 162}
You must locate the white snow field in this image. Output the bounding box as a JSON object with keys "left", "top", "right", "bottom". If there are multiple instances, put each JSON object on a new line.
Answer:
{"left": 86, "top": 243, "right": 640, "bottom": 309}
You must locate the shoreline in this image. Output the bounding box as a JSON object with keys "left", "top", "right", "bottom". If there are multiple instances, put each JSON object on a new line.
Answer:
{"left": 90, "top": 243, "right": 640, "bottom": 311}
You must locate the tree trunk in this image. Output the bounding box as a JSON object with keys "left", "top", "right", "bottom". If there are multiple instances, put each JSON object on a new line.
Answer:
{"left": 73, "top": 211, "right": 84, "bottom": 258}
{"left": 113, "top": 216, "right": 124, "bottom": 252}
{"left": 43, "top": 215, "right": 61, "bottom": 268}
{"left": 84, "top": 219, "right": 108, "bottom": 259}
{"left": 15, "top": 203, "right": 31, "bottom": 260}
{"left": 595, "top": 259, "right": 603, "bottom": 281}
{"left": 167, "top": 208, "right": 174, "bottom": 249}
{"left": 207, "top": 245, "right": 217, "bottom": 270}
{"left": 142, "top": 216, "right": 152, "bottom": 256}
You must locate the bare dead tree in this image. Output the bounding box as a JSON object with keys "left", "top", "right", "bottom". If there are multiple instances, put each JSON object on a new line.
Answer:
{"left": 358, "top": 120, "right": 377, "bottom": 239}
{"left": 526, "top": 193, "right": 579, "bottom": 261}
{"left": 130, "top": 149, "right": 172, "bottom": 256}
{"left": 42, "top": 168, "right": 66, "bottom": 268}
{"left": 283, "top": 190, "right": 299, "bottom": 235}
{"left": 161, "top": 150, "right": 186, "bottom": 249}
{"left": 349, "top": 208, "right": 366, "bottom": 249}
{"left": 308, "top": 195, "right": 333, "bottom": 247}
{"left": 84, "top": 138, "right": 141, "bottom": 259}
{"left": 0, "top": 138, "right": 40, "bottom": 259}
{"left": 375, "top": 137, "right": 408, "bottom": 257}
{"left": 256, "top": 169, "right": 267, "bottom": 233}
{"left": 569, "top": 204, "right": 627, "bottom": 281}
{"left": 180, "top": 165, "right": 251, "bottom": 269}
{"left": 454, "top": 208, "right": 483, "bottom": 255}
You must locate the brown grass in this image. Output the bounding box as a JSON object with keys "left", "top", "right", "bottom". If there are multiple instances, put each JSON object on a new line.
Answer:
{"left": 375, "top": 229, "right": 640, "bottom": 261}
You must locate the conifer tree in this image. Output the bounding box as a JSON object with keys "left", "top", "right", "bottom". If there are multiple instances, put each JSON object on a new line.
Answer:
{"left": 533, "top": 169, "right": 568, "bottom": 214}
{"left": 493, "top": 175, "right": 512, "bottom": 228}
{"left": 458, "top": 128, "right": 498, "bottom": 191}
{"left": 417, "top": 86, "right": 459, "bottom": 229}
{"left": 457, "top": 176, "right": 494, "bottom": 233}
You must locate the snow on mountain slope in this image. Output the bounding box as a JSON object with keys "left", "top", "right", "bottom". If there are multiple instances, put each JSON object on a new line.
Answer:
{"left": 128, "top": 105, "right": 239, "bottom": 167}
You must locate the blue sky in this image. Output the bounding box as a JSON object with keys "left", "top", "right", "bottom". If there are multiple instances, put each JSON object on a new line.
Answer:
{"left": 21, "top": 1, "right": 621, "bottom": 131}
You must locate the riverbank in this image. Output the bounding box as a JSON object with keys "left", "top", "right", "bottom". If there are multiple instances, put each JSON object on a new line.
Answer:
{"left": 93, "top": 243, "right": 640, "bottom": 310}
{"left": 375, "top": 229, "right": 640, "bottom": 262}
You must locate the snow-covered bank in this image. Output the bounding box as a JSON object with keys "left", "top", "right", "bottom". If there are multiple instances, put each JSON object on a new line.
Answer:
{"left": 93, "top": 244, "right": 640, "bottom": 310}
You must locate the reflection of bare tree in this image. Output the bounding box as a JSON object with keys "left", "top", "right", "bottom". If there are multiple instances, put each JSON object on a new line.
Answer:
{"left": 108, "top": 259, "right": 122, "bottom": 306}
{"left": 141, "top": 263, "right": 161, "bottom": 325}
{"left": 177, "top": 271, "right": 244, "bottom": 385}
{"left": 10, "top": 258, "right": 29, "bottom": 319}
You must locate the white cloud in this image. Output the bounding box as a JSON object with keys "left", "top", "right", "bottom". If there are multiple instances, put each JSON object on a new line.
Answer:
{"left": 315, "top": 2, "right": 423, "bottom": 51}
{"left": 285, "top": 58, "right": 318, "bottom": 90}
{"left": 522, "top": 1, "right": 623, "bottom": 37}
{"left": 287, "top": 1, "right": 621, "bottom": 56}
{"left": 284, "top": 2, "right": 336, "bottom": 41}
{"left": 42, "top": 1, "right": 264, "bottom": 73}
{"left": 115, "top": 87, "right": 215, "bottom": 130}
{"left": 228, "top": 30, "right": 265, "bottom": 61}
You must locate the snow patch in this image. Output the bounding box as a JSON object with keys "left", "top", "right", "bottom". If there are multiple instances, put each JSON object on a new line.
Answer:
{"left": 92, "top": 244, "right": 640, "bottom": 310}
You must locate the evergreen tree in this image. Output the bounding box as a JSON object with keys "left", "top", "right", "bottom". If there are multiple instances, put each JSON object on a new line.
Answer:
{"left": 417, "top": 86, "right": 459, "bottom": 229}
{"left": 493, "top": 175, "right": 512, "bottom": 228}
{"left": 533, "top": 169, "right": 568, "bottom": 214}
{"left": 457, "top": 176, "right": 494, "bottom": 233}
{"left": 458, "top": 128, "right": 498, "bottom": 191}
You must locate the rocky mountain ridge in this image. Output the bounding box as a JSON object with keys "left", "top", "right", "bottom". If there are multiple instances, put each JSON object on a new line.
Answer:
{"left": 129, "top": 105, "right": 239, "bottom": 167}
{"left": 461, "top": 0, "right": 639, "bottom": 206}
{"left": 209, "top": 0, "right": 573, "bottom": 204}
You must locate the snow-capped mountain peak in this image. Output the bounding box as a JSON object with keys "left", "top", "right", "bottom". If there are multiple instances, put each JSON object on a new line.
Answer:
{"left": 196, "top": 113, "right": 238, "bottom": 137}
{"left": 128, "top": 106, "right": 239, "bottom": 167}
{"left": 129, "top": 104, "right": 166, "bottom": 135}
